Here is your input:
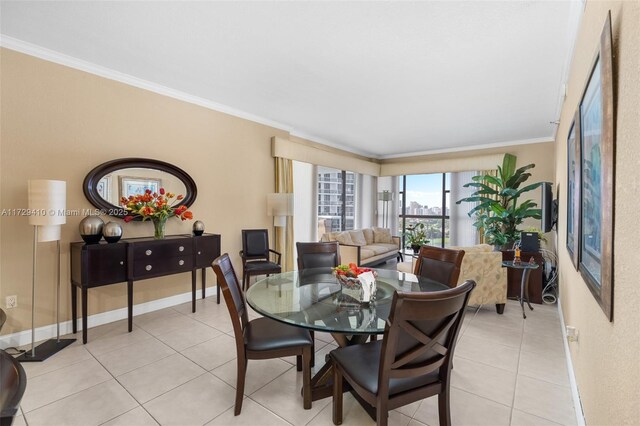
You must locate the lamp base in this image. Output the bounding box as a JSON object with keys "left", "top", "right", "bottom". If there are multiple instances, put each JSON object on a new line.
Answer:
{"left": 16, "top": 338, "right": 76, "bottom": 362}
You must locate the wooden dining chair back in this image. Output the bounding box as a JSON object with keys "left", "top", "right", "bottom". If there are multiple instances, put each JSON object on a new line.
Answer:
{"left": 331, "top": 280, "right": 476, "bottom": 426}
{"left": 240, "top": 229, "right": 282, "bottom": 290}
{"left": 212, "top": 254, "right": 313, "bottom": 415}
{"left": 296, "top": 241, "right": 341, "bottom": 270}
{"left": 414, "top": 246, "right": 465, "bottom": 288}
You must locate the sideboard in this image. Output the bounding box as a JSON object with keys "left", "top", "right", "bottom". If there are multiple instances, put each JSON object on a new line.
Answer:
{"left": 70, "top": 233, "right": 221, "bottom": 343}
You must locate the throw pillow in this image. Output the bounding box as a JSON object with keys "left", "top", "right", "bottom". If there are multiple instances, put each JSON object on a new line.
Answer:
{"left": 373, "top": 227, "right": 393, "bottom": 244}
{"left": 349, "top": 230, "right": 367, "bottom": 246}
{"left": 335, "top": 231, "right": 354, "bottom": 245}
{"left": 362, "top": 228, "right": 374, "bottom": 245}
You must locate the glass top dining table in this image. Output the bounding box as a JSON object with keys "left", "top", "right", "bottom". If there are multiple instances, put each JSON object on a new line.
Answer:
{"left": 245, "top": 268, "right": 449, "bottom": 336}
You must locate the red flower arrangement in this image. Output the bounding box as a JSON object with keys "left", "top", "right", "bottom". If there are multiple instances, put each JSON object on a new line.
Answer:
{"left": 120, "top": 189, "right": 193, "bottom": 238}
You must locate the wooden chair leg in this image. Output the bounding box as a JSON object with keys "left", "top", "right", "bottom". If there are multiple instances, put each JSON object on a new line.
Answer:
{"left": 310, "top": 331, "right": 315, "bottom": 367}
{"left": 333, "top": 366, "right": 343, "bottom": 425}
{"left": 296, "top": 355, "right": 303, "bottom": 372}
{"left": 302, "top": 346, "right": 312, "bottom": 409}
{"left": 438, "top": 388, "right": 451, "bottom": 426}
{"left": 376, "top": 401, "right": 389, "bottom": 426}
{"left": 496, "top": 303, "right": 505, "bottom": 314}
{"left": 234, "top": 356, "right": 247, "bottom": 415}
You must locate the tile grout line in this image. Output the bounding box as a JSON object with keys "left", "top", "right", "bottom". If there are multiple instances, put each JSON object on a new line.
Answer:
{"left": 20, "top": 358, "right": 114, "bottom": 417}
{"left": 507, "top": 309, "right": 526, "bottom": 425}
{"left": 90, "top": 333, "right": 165, "bottom": 426}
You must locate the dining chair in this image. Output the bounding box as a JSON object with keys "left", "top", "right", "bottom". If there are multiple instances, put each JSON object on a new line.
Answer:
{"left": 296, "top": 241, "right": 341, "bottom": 365}
{"left": 296, "top": 241, "right": 341, "bottom": 270}
{"left": 0, "top": 349, "right": 27, "bottom": 426}
{"left": 212, "top": 253, "right": 313, "bottom": 415}
{"left": 413, "top": 246, "right": 465, "bottom": 288}
{"left": 240, "top": 229, "right": 282, "bottom": 290}
{"left": 330, "top": 280, "right": 476, "bottom": 426}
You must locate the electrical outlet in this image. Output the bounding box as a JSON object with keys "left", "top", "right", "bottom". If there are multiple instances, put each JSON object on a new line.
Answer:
{"left": 5, "top": 295, "right": 17, "bottom": 309}
{"left": 566, "top": 325, "right": 579, "bottom": 342}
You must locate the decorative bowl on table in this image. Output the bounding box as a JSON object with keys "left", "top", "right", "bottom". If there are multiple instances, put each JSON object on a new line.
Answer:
{"left": 333, "top": 264, "right": 378, "bottom": 303}
{"left": 335, "top": 274, "right": 361, "bottom": 289}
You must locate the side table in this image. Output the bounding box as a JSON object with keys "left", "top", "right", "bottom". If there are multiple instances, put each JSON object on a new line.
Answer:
{"left": 501, "top": 261, "right": 540, "bottom": 319}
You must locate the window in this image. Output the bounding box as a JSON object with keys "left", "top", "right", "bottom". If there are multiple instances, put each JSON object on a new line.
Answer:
{"left": 398, "top": 173, "right": 450, "bottom": 248}
{"left": 318, "top": 166, "right": 356, "bottom": 235}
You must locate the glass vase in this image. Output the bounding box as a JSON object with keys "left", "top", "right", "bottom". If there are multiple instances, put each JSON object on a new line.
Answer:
{"left": 152, "top": 217, "right": 167, "bottom": 239}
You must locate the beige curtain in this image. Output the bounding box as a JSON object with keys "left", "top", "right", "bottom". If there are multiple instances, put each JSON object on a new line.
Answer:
{"left": 477, "top": 169, "right": 499, "bottom": 244}
{"left": 275, "top": 157, "right": 294, "bottom": 271}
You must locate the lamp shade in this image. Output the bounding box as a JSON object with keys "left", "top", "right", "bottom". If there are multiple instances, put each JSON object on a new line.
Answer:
{"left": 38, "top": 225, "right": 62, "bottom": 242}
{"left": 378, "top": 190, "right": 393, "bottom": 202}
{"left": 267, "top": 193, "right": 294, "bottom": 227}
{"left": 28, "top": 180, "right": 66, "bottom": 226}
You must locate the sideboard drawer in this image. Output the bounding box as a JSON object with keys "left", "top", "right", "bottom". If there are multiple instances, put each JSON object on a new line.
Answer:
{"left": 132, "top": 240, "right": 193, "bottom": 261}
{"left": 132, "top": 256, "right": 194, "bottom": 279}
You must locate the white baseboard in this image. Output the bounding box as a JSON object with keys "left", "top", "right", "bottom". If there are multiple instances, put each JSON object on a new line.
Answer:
{"left": 0, "top": 287, "right": 217, "bottom": 349}
{"left": 557, "top": 300, "right": 586, "bottom": 426}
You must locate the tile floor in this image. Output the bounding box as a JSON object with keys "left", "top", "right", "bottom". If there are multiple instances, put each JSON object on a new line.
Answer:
{"left": 12, "top": 293, "right": 576, "bottom": 426}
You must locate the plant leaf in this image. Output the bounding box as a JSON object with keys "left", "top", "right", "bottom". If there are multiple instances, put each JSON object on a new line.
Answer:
{"left": 514, "top": 182, "right": 543, "bottom": 197}
{"left": 502, "top": 154, "right": 517, "bottom": 180}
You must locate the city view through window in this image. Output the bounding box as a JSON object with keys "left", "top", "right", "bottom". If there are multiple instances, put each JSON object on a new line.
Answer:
{"left": 317, "top": 166, "right": 355, "bottom": 236}
{"left": 399, "top": 173, "right": 451, "bottom": 249}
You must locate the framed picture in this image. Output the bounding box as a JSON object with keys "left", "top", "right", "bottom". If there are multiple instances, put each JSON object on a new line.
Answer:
{"left": 119, "top": 176, "right": 162, "bottom": 199}
{"left": 96, "top": 176, "right": 112, "bottom": 203}
{"left": 566, "top": 111, "right": 580, "bottom": 269}
{"left": 578, "top": 11, "right": 614, "bottom": 321}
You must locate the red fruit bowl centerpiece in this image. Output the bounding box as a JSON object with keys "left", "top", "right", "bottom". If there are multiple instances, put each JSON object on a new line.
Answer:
{"left": 333, "top": 263, "right": 377, "bottom": 288}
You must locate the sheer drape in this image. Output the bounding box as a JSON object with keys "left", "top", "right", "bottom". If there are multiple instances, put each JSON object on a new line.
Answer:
{"left": 275, "top": 157, "right": 294, "bottom": 271}
{"left": 449, "top": 171, "right": 480, "bottom": 247}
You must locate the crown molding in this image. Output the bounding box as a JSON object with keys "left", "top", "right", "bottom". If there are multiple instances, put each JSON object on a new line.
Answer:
{"left": 0, "top": 35, "right": 295, "bottom": 134}
{"left": 0, "top": 36, "right": 557, "bottom": 162}
{"left": 379, "top": 137, "right": 555, "bottom": 161}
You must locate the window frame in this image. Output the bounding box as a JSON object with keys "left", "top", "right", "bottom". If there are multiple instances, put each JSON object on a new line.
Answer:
{"left": 399, "top": 173, "right": 450, "bottom": 248}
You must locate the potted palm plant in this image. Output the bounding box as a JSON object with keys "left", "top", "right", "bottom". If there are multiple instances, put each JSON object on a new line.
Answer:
{"left": 456, "top": 154, "right": 543, "bottom": 250}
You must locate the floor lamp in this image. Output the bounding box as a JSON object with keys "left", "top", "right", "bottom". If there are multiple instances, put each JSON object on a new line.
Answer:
{"left": 378, "top": 190, "right": 393, "bottom": 228}
{"left": 17, "top": 180, "right": 76, "bottom": 362}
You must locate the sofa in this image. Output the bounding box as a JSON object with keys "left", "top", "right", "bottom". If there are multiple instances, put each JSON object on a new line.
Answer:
{"left": 320, "top": 227, "right": 401, "bottom": 267}
{"left": 398, "top": 244, "right": 507, "bottom": 313}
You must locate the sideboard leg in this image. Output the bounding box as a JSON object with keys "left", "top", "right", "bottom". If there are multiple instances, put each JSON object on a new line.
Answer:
{"left": 191, "top": 270, "right": 197, "bottom": 313}
{"left": 71, "top": 284, "right": 77, "bottom": 334}
{"left": 81, "top": 288, "right": 88, "bottom": 344}
{"left": 127, "top": 280, "right": 133, "bottom": 332}
{"left": 202, "top": 269, "right": 206, "bottom": 299}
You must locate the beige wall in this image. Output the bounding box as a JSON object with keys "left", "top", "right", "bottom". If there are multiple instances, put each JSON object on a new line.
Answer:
{"left": 554, "top": 2, "right": 640, "bottom": 424}
{"left": 0, "top": 48, "right": 288, "bottom": 335}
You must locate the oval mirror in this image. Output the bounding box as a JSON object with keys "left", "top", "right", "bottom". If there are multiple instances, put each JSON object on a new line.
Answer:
{"left": 83, "top": 158, "right": 197, "bottom": 219}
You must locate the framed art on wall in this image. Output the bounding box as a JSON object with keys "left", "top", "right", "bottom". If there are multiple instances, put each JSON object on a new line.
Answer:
{"left": 566, "top": 111, "right": 580, "bottom": 269}
{"left": 578, "top": 11, "right": 615, "bottom": 321}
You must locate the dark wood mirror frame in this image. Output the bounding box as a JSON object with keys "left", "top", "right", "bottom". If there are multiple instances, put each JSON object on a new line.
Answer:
{"left": 83, "top": 158, "right": 198, "bottom": 220}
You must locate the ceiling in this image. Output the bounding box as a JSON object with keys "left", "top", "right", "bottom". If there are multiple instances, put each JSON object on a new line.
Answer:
{"left": 0, "top": 1, "right": 580, "bottom": 158}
